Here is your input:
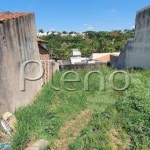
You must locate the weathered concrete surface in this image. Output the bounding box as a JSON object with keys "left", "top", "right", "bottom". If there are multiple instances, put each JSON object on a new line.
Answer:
{"left": 117, "top": 50, "right": 126, "bottom": 69}
{"left": 110, "top": 55, "right": 118, "bottom": 68}
{"left": 126, "top": 6, "right": 150, "bottom": 68}
{"left": 110, "top": 38, "right": 134, "bottom": 69}
{"left": 117, "top": 38, "right": 134, "bottom": 69}
{"left": 125, "top": 38, "right": 134, "bottom": 68}
{"left": 0, "top": 13, "right": 42, "bottom": 115}
{"left": 115, "top": 6, "right": 150, "bottom": 69}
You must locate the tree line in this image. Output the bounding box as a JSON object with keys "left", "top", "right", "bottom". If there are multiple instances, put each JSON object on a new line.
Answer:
{"left": 38, "top": 29, "right": 135, "bottom": 60}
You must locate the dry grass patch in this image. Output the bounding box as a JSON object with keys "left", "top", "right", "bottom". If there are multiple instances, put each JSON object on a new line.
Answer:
{"left": 55, "top": 109, "right": 93, "bottom": 150}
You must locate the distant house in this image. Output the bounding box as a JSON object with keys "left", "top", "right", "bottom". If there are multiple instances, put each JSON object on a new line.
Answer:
{"left": 70, "top": 49, "right": 86, "bottom": 64}
{"left": 91, "top": 52, "right": 120, "bottom": 62}
{"left": 37, "top": 32, "right": 47, "bottom": 37}
{"left": 37, "top": 38, "right": 50, "bottom": 60}
{"left": 70, "top": 49, "right": 95, "bottom": 64}
{"left": 61, "top": 33, "right": 69, "bottom": 37}
{"left": 37, "top": 38, "right": 51, "bottom": 85}
{"left": 72, "top": 49, "right": 82, "bottom": 57}
{"left": 70, "top": 33, "right": 77, "bottom": 37}
{"left": 37, "top": 38, "right": 59, "bottom": 84}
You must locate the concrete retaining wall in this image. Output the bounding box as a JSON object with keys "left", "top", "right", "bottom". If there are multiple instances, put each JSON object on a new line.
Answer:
{"left": 127, "top": 6, "right": 150, "bottom": 68}
{"left": 110, "top": 55, "right": 118, "bottom": 68}
{"left": 0, "top": 13, "right": 42, "bottom": 115}
{"left": 115, "top": 6, "right": 150, "bottom": 69}
{"left": 125, "top": 38, "right": 134, "bottom": 68}
{"left": 110, "top": 38, "right": 134, "bottom": 69}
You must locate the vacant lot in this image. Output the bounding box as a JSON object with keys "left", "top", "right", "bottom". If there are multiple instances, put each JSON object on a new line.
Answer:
{"left": 13, "top": 67, "right": 150, "bottom": 150}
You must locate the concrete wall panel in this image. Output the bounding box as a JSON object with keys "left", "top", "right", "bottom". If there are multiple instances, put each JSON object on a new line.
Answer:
{"left": 0, "top": 13, "right": 42, "bottom": 115}
{"left": 115, "top": 6, "right": 150, "bottom": 69}
{"left": 127, "top": 6, "right": 150, "bottom": 68}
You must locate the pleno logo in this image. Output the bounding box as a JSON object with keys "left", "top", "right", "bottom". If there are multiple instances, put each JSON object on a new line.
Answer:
{"left": 20, "top": 60, "right": 130, "bottom": 92}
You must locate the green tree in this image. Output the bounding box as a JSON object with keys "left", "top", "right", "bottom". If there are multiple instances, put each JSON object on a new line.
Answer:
{"left": 38, "top": 29, "right": 44, "bottom": 33}
{"left": 62, "top": 31, "right": 68, "bottom": 34}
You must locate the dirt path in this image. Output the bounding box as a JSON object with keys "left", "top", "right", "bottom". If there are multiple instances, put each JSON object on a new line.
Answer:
{"left": 55, "top": 109, "right": 93, "bottom": 150}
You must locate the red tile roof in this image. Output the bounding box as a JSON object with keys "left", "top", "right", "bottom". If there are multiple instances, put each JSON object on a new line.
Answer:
{"left": 0, "top": 12, "right": 34, "bottom": 21}
{"left": 37, "top": 38, "right": 48, "bottom": 43}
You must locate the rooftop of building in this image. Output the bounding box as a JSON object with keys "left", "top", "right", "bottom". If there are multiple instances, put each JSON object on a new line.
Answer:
{"left": 0, "top": 12, "right": 34, "bottom": 22}
{"left": 37, "top": 38, "right": 48, "bottom": 43}
{"left": 92, "top": 52, "right": 120, "bottom": 59}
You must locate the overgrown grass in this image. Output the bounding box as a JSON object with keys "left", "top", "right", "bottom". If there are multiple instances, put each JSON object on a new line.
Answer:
{"left": 12, "top": 67, "right": 150, "bottom": 149}
{"left": 69, "top": 69, "right": 150, "bottom": 150}
{"left": 12, "top": 67, "right": 114, "bottom": 149}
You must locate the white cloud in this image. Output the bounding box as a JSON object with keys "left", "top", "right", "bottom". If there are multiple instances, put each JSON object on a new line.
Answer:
{"left": 131, "top": 25, "right": 135, "bottom": 29}
{"left": 84, "top": 23, "right": 94, "bottom": 30}
{"left": 87, "top": 26, "right": 94, "bottom": 30}
{"left": 110, "top": 9, "right": 118, "bottom": 13}
{"left": 84, "top": 23, "right": 92, "bottom": 27}
{"left": 117, "top": 26, "right": 123, "bottom": 31}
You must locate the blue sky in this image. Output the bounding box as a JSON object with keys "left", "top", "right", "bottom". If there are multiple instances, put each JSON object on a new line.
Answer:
{"left": 1, "top": 0, "right": 150, "bottom": 32}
